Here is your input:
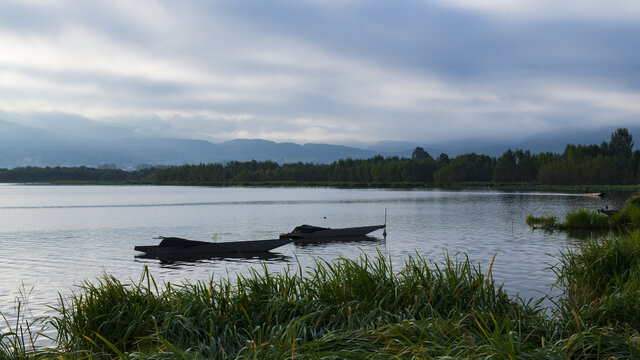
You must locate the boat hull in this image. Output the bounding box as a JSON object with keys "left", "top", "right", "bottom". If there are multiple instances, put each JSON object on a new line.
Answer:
{"left": 134, "top": 238, "right": 291, "bottom": 256}
{"left": 281, "top": 225, "right": 386, "bottom": 240}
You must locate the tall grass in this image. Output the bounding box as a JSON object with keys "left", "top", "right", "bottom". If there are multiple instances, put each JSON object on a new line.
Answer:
{"left": 45, "top": 252, "right": 549, "bottom": 358}
{"left": 0, "top": 289, "right": 48, "bottom": 359}
{"left": 548, "top": 231, "right": 640, "bottom": 359}
{"left": 527, "top": 193, "right": 640, "bottom": 231}
{"left": 563, "top": 209, "right": 611, "bottom": 229}
{"left": 4, "top": 236, "right": 640, "bottom": 358}
{"left": 553, "top": 231, "right": 640, "bottom": 331}
{"left": 525, "top": 214, "right": 559, "bottom": 228}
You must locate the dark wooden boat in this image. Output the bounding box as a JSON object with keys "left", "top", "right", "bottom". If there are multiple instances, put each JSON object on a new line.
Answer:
{"left": 280, "top": 224, "right": 386, "bottom": 240}
{"left": 134, "top": 236, "right": 291, "bottom": 256}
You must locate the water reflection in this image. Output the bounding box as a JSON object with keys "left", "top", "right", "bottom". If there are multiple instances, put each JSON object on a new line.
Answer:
{"left": 293, "top": 235, "right": 385, "bottom": 246}
{"left": 134, "top": 251, "right": 291, "bottom": 267}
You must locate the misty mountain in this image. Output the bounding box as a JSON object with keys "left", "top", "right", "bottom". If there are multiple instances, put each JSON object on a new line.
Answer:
{"left": 0, "top": 118, "right": 377, "bottom": 168}
{"left": 1, "top": 116, "right": 638, "bottom": 168}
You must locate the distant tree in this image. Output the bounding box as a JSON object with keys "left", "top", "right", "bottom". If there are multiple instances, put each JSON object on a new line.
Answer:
{"left": 437, "top": 153, "right": 450, "bottom": 165}
{"left": 609, "top": 128, "right": 634, "bottom": 158}
{"left": 434, "top": 153, "right": 494, "bottom": 183}
{"left": 411, "top": 147, "right": 430, "bottom": 160}
{"left": 493, "top": 149, "right": 516, "bottom": 182}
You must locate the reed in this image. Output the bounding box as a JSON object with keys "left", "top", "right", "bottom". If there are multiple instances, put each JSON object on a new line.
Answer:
{"left": 563, "top": 209, "right": 611, "bottom": 229}
{"left": 525, "top": 214, "right": 559, "bottom": 227}
{"left": 528, "top": 193, "right": 640, "bottom": 231}
{"left": 553, "top": 231, "right": 640, "bottom": 333}
{"left": 0, "top": 292, "right": 48, "bottom": 359}
{"left": 44, "top": 252, "right": 549, "bottom": 358}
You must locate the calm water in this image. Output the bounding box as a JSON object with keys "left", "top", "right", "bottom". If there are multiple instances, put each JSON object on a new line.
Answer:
{"left": 0, "top": 185, "right": 627, "bottom": 330}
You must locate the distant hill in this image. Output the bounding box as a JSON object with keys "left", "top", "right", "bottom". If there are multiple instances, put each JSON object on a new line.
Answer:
{"left": 0, "top": 118, "right": 377, "bottom": 168}
{"left": 1, "top": 116, "right": 637, "bottom": 168}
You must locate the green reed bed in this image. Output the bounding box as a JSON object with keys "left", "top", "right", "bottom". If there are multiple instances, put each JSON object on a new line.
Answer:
{"left": 554, "top": 231, "right": 640, "bottom": 330}
{"left": 527, "top": 194, "right": 640, "bottom": 231}
{"left": 3, "top": 238, "right": 640, "bottom": 359}
{"left": 525, "top": 214, "right": 559, "bottom": 228}
{"left": 526, "top": 209, "right": 610, "bottom": 230}
{"left": 42, "top": 253, "right": 549, "bottom": 359}
{"left": 550, "top": 231, "right": 640, "bottom": 359}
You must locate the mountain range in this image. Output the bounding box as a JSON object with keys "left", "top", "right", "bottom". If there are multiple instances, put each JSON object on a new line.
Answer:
{"left": 0, "top": 117, "right": 637, "bottom": 168}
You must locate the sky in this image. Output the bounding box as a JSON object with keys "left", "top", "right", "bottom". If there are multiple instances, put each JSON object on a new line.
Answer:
{"left": 0, "top": 0, "right": 639, "bottom": 145}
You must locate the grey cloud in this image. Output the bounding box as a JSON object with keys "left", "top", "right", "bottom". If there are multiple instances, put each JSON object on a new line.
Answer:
{"left": 0, "top": 0, "right": 638, "bottom": 144}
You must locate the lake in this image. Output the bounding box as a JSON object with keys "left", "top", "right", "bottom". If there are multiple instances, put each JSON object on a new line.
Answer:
{"left": 0, "top": 184, "right": 626, "bottom": 331}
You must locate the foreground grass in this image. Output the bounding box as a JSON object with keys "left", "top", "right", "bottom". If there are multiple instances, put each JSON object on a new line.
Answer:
{"left": 3, "top": 236, "right": 640, "bottom": 359}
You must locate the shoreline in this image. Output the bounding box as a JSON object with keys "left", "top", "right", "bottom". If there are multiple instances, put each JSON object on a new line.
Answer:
{"left": 3, "top": 180, "right": 639, "bottom": 192}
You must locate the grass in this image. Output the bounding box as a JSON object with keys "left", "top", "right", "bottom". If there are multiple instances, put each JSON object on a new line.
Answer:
{"left": 0, "top": 288, "right": 48, "bottom": 359}
{"left": 46, "top": 252, "right": 549, "bottom": 358}
{"left": 3, "top": 236, "right": 640, "bottom": 358}
{"left": 553, "top": 231, "right": 640, "bottom": 330}
{"left": 525, "top": 214, "right": 559, "bottom": 228}
{"left": 564, "top": 209, "right": 611, "bottom": 229}
{"left": 527, "top": 193, "right": 640, "bottom": 231}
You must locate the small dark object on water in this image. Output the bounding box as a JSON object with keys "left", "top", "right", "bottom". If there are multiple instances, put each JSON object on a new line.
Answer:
{"left": 597, "top": 206, "right": 617, "bottom": 216}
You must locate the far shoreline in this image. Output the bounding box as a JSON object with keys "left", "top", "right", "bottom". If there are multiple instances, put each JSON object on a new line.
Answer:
{"left": 4, "top": 180, "right": 639, "bottom": 193}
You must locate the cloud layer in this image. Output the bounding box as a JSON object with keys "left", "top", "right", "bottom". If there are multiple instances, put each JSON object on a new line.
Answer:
{"left": 0, "top": 0, "right": 638, "bottom": 144}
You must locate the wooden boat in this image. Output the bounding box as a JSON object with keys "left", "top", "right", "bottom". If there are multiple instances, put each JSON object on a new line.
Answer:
{"left": 583, "top": 188, "right": 606, "bottom": 198}
{"left": 134, "top": 236, "right": 291, "bottom": 256}
{"left": 280, "top": 224, "right": 386, "bottom": 240}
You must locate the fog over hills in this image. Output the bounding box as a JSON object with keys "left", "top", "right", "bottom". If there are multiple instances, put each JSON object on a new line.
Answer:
{"left": 0, "top": 118, "right": 377, "bottom": 168}
{"left": 0, "top": 117, "right": 637, "bottom": 169}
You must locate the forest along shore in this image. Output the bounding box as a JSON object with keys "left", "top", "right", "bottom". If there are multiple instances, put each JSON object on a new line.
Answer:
{"left": 1, "top": 128, "right": 639, "bottom": 188}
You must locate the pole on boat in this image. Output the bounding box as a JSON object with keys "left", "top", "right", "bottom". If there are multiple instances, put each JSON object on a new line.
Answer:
{"left": 383, "top": 208, "right": 387, "bottom": 238}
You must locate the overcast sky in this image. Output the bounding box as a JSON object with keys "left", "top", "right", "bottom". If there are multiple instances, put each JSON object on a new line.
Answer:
{"left": 0, "top": 0, "right": 639, "bottom": 145}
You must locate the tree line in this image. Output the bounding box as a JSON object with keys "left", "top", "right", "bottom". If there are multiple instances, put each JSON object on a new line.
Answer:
{"left": 152, "top": 128, "right": 639, "bottom": 185}
{"left": 1, "top": 128, "right": 638, "bottom": 185}
{"left": 0, "top": 166, "right": 156, "bottom": 182}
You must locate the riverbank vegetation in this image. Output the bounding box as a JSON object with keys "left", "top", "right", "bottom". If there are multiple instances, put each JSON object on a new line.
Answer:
{"left": 1, "top": 128, "right": 639, "bottom": 188}
{"left": 527, "top": 193, "right": 640, "bottom": 230}
{"left": 3, "top": 231, "right": 640, "bottom": 358}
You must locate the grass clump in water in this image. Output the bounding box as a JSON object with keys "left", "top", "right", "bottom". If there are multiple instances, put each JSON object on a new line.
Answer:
{"left": 526, "top": 209, "right": 611, "bottom": 230}
{"left": 527, "top": 193, "right": 640, "bottom": 230}
{"left": 563, "top": 208, "right": 611, "bottom": 229}
{"left": 525, "top": 214, "right": 559, "bottom": 228}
